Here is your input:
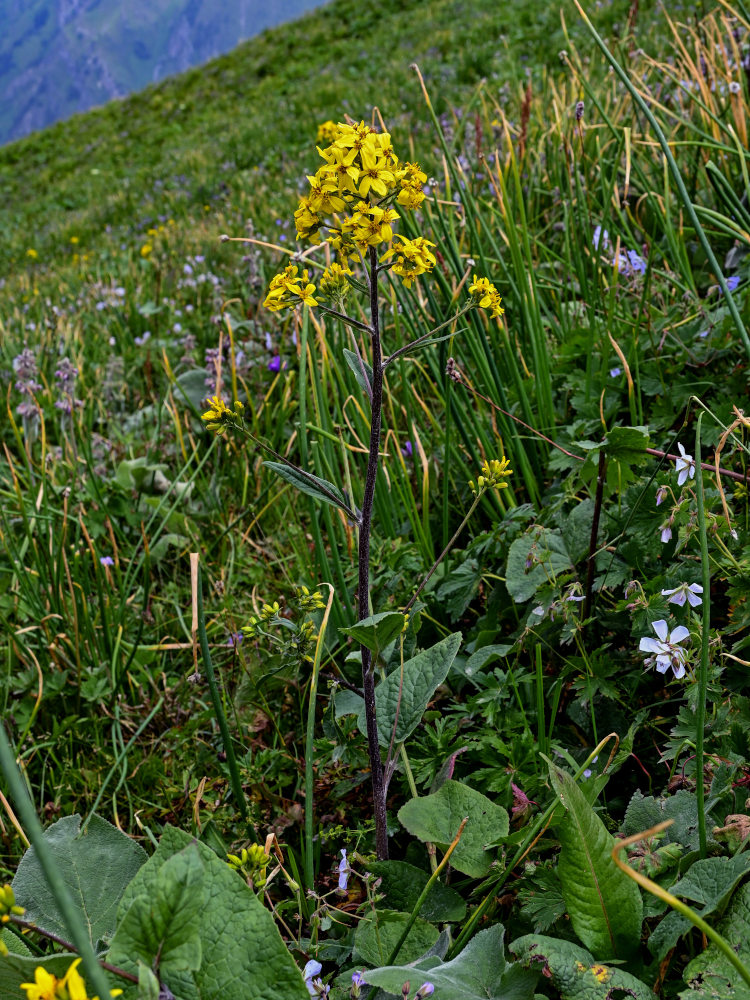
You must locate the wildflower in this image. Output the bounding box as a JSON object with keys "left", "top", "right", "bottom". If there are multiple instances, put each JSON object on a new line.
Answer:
{"left": 660, "top": 524, "right": 673, "bottom": 544}
{"left": 303, "top": 961, "right": 323, "bottom": 997}
{"left": 655, "top": 486, "right": 668, "bottom": 507}
{"left": 724, "top": 275, "right": 740, "bottom": 293}
{"left": 468, "top": 274, "right": 504, "bottom": 319}
{"left": 729, "top": 81, "right": 741, "bottom": 95}
{"left": 415, "top": 985, "right": 435, "bottom": 999}
{"left": 575, "top": 100, "right": 585, "bottom": 121}
{"left": 609, "top": 367, "right": 622, "bottom": 378}
{"left": 26, "top": 248, "right": 38, "bottom": 259}
{"left": 675, "top": 443, "right": 695, "bottom": 486}
{"left": 592, "top": 226, "right": 609, "bottom": 251}
{"left": 662, "top": 583, "right": 703, "bottom": 608}
{"left": 201, "top": 396, "right": 243, "bottom": 434}
{"left": 267, "top": 356, "right": 283, "bottom": 373}
{"left": 140, "top": 243, "right": 153, "bottom": 257}
{"left": 264, "top": 265, "right": 318, "bottom": 312}
{"left": 21, "top": 959, "right": 122, "bottom": 1000}
{"left": 381, "top": 235, "right": 436, "bottom": 287}
{"left": 99, "top": 556, "right": 114, "bottom": 567}
{"left": 318, "top": 261, "right": 352, "bottom": 307}
{"left": 350, "top": 971, "right": 365, "bottom": 998}
{"left": 511, "top": 782, "right": 537, "bottom": 818}
{"left": 401, "top": 440, "right": 413, "bottom": 458}
{"left": 297, "top": 586, "right": 327, "bottom": 611}
{"left": 338, "top": 848, "right": 350, "bottom": 892}
{"left": 0, "top": 883, "right": 24, "bottom": 919}
{"left": 316, "top": 120, "right": 339, "bottom": 144}
{"left": 639, "top": 619, "right": 690, "bottom": 679}
{"left": 469, "top": 457, "right": 513, "bottom": 496}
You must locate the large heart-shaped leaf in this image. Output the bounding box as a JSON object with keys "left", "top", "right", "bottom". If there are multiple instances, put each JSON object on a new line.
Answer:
{"left": 397, "top": 780, "right": 509, "bottom": 878}
{"left": 549, "top": 765, "right": 642, "bottom": 960}
{"left": 12, "top": 814, "right": 147, "bottom": 949}
{"left": 340, "top": 612, "right": 405, "bottom": 657}
{"left": 354, "top": 909, "right": 439, "bottom": 967}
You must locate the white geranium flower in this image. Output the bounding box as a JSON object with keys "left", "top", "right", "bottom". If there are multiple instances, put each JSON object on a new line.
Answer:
{"left": 661, "top": 583, "right": 703, "bottom": 608}
{"left": 639, "top": 619, "right": 690, "bottom": 679}
{"left": 675, "top": 442, "right": 695, "bottom": 486}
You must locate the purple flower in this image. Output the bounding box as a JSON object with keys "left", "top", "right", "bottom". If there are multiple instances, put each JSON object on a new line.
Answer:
{"left": 610, "top": 367, "right": 622, "bottom": 378}
{"left": 303, "top": 960, "right": 322, "bottom": 997}
{"left": 268, "top": 355, "right": 282, "bottom": 373}
{"left": 99, "top": 556, "right": 114, "bottom": 567}
{"left": 655, "top": 486, "right": 668, "bottom": 507}
{"left": 401, "top": 440, "right": 413, "bottom": 458}
{"left": 593, "top": 226, "right": 610, "bottom": 251}
{"left": 338, "top": 849, "right": 350, "bottom": 892}
{"left": 415, "top": 985, "right": 435, "bottom": 1000}
{"left": 226, "top": 632, "right": 244, "bottom": 648}
{"left": 660, "top": 524, "right": 673, "bottom": 544}
{"left": 725, "top": 275, "right": 740, "bottom": 293}
{"left": 134, "top": 331, "right": 151, "bottom": 346}
{"left": 639, "top": 619, "right": 690, "bottom": 679}
{"left": 662, "top": 583, "right": 703, "bottom": 608}
{"left": 351, "top": 972, "right": 365, "bottom": 988}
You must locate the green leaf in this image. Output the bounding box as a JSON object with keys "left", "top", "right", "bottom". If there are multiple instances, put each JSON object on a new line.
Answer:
{"left": 397, "top": 779, "right": 509, "bottom": 878}
{"left": 623, "top": 789, "right": 715, "bottom": 853}
{"left": 107, "top": 826, "right": 309, "bottom": 1000}
{"left": 364, "top": 924, "right": 538, "bottom": 1000}
{"left": 365, "top": 860, "right": 466, "bottom": 922}
{"left": 505, "top": 528, "right": 573, "bottom": 603}
{"left": 549, "top": 765, "right": 643, "bottom": 960}
{"left": 435, "top": 558, "right": 480, "bottom": 618}
{"left": 343, "top": 348, "right": 373, "bottom": 395}
{"left": 358, "top": 632, "right": 461, "bottom": 748}
{"left": 649, "top": 853, "right": 750, "bottom": 961}
{"left": 137, "top": 962, "right": 161, "bottom": 1000}
{"left": 340, "top": 611, "right": 405, "bottom": 657}
{"left": 510, "top": 934, "right": 655, "bottom": 999}
{"left": 12, "top": 814, "right": 147, "bottom": 949}
{"left": 680, "top": 881, "right": 750, "bottom": 999}
{"left": 262, "top": 461, "right": 350, "bottom": 513}
{"left": 107, "top": 844, "right": 204, "bottom": 976}
{"left": 354, "top": 909, "right": 439, "bottom": 967}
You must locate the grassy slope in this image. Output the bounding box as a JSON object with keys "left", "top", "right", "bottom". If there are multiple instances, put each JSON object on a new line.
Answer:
{"left": 0, "top": 0, "right": 644, "bottom": 278}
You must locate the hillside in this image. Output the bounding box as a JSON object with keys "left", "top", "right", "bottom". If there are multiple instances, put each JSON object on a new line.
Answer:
{"left": 0, "top": 0, "right": 325, "bottom": 145}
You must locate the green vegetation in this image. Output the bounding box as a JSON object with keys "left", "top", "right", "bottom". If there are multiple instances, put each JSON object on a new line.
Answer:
{"left": 2, "top": 0, "right": 750, "bottom": 997}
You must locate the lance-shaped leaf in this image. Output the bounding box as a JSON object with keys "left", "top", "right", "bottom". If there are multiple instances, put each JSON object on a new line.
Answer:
{"left": 263, "top": 461, "right": 354, "bottom": 516}
{"left": 549, "top": 764, "right": 643, "bottom": 960}
{"left": 343, "top": 348, "right": 373, "bottom": 395}
{"left": 12, "top": 814, "right": 147, "bottom": 950}
{"left": 364, "top": 924, "right": 538, "bottom": 1000}
{"left": 107, "top": 844, "right": 204, "bottom": 976}
{"left": 357, "top": 632, "right": 461, "bottom": 748}
{"left": 397, "top": 780, "right": 509, "bottom": 878}
{"left": 510, "top": 934, "right": 654, "bottom": 999}
{"left": 340, "top": 611, "right": 405, "bottom": 657}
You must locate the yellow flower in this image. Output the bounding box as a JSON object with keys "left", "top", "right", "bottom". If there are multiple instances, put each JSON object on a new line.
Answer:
{"left": 357, "top": 140, "right": 395, "bottom": 199}
{"left": 350, "top": 202, "right": 399, "bottom": 247}
{"left": 469, "top": 457, "right": 513, "bottom": 496}
{"left": 396, "top": 162, "right": 427, "bottom": 210}
{"left": 381, "top": 235, "right": 436, "bottom": 288}
{"left": 468, "top": 274, "right": 504, "bottom": 319}
{"left": 316, "top": 120, "right": 339, "bottom": 145}
{"left": 21, "top": 959, "right": 122, "bottom": 1000}
{"left": 293, "top": 197, "right": 323, "bottom": 243}
{"left": 26, "top": 248, "right": 38, "bottom": 259}
{"left": 139, "top": 243, "right": 153, "bottom": 258}
{"left": 263, "top": 265, "right": 318, "bottom": 312}
{"left": 318, "top": 262, "right": 352, "bottom": 305}
{"left": 70, "top": 236, "right": 79, "bottom": 245}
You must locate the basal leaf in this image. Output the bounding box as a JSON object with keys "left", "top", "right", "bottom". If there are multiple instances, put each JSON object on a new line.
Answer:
{"left": 340, "top": 611, "right": 405, "bottom": 657}
{"left": 262, "top": 461, "right": 350, "bottom": 513}
{"left": 365, "top": 860, "right": 466, "bottom": 922}
{"left": 358, "top": 632, "right": 461, "bottom": 748}
{"left": 107, "top": 844, "right": 204, "bottom": 976}
{"left": 354, "top": 909, "right": 439, "bottom": 966}
{"left": 397, "top": 780, "right": 509, "bottom": 878}
{"left": 549, "top": 765, "right": 643, "bottom": 960}
{"left": 12, "top": 814, "right": 147, "bottom": 949}
{"left": 107, "top": 826, "right": 309, "bottom": 1000}
{"left": 365, "top": 924, "right": 538, "bottom": 1000}
{"left": 510, "top": 934, "right": 654, "bottom": 999}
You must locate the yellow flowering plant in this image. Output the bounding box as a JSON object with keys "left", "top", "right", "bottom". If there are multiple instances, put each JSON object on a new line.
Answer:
{"left": 21, "top": 960, "right": 122, "bottom": 1000}
{"left": 215, "top": 114, "right": 508, "bottom": 862}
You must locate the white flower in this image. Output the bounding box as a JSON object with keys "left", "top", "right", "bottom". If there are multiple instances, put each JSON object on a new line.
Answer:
{"left": 675, "top": 442, "right": 695, "bottom": 486}
{"left": 660, "top": 524, "right": 673, "bottom": 544}
{"left": 639, "top": 619, "right": 690, "bottom": 679}
{"left": 661, "top": 583, "right": 703, "bottom": 608}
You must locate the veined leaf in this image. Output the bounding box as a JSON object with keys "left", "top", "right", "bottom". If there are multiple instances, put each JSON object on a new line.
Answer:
{"left": 354, "top": 909, "right": 439, "bottom": 966}
{"left": 366, "top": 860, "right": 466, "bottom": 922}
{"left": 549, "top": 764, "right": 643, "bottom": 960}
{"left": 263, "top": 461, "right": 351, "bottom": 514}
{"left": 679, "top": 881, "right": 750, "bottom": 998}
{"left": 343, "top": 348, "right": 373, "bottom": 395}
{"left": 340, "top": 611, "right": 405, "bottom": 657}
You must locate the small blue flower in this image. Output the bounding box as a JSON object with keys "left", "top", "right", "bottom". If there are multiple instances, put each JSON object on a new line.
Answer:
{"left": 99, "top": 556, "right": 114, "bottom": 567}
{"left": 338, "top": 848, "right": 350, "bottom": 892}
{"left": 268, "top": 355, "right": 282, "bottom": 373}
{"left": 609, "top": 367, "right": 622, "bottom": 378}
{"left": 725, "top": 275, "right": 740, "bottom": 293}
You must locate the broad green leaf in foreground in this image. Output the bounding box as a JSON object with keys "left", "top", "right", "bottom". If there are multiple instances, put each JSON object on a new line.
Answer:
{"left": 107, "top": 826, "right": 309, "bottom": 1000}
{"left": 358, "top": 632, "right": 462, "bottom": 748}
{"left": 364, "top": 924, "right": 538, "bottom": 1000}
{"left": 680, "top": 881, "right": 750, "bottom": 999}
{"left": 12, "top": 814, "right": 147, "bottom": 949}
{"left": 107, "top": 845, "right": 204, "bottom": 977}
{"left": 397, "top": 779, "right": 509, "bottom": 878}
{"left": 549, "top": 765, "right": 642, "bottom": 960}
{"left": 365, "top": 860, "right": 466, "bottom": 922}
{"left": 340, "top": 611, "right": 405, "bottom": 657}
{"left": 354, "top": 909, "right": 439, "bottom": 967}
{"left": 648, "top": 852, "right": 750, "bottom": 960}
{"left": 510, "top": 934, "right": 654, "bottom": 1000}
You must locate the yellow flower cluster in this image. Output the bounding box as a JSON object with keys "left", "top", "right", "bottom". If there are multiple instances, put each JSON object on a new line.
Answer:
{"left": 21, "top": 960, "right": 122, "bottom": 1000}
{"left": 468, "top": 275, "right": 504, "bottom": 319}
{"left": 316, "top": 120, "right": 339, "bottom": 145}
{"left": 201, "top": 396, "right": 244, "bottom": 434}
{"left": 382, "top": 236, "right": 437, "bottom": 288}
{"left": 263, "top": 264, "right": 318, "bottom": 312}
{"left": 297, "top": 585, "right": 327, "bottom": 611}
{"left": 318, "top": 261, "right": 352, "bottom": 307}
{"left": 469, "top": 457, "right": 513, "bottom": 497}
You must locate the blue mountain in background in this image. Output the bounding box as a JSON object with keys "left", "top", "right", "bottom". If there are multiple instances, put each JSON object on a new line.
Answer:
{"left": 0, "top": 0, "right": 325, "bottom": 146}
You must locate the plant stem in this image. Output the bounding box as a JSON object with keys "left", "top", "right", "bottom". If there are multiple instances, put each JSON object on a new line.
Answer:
{"left": 360, "top": 245, "right": 388, "bottom": 860}
{"left": 304, "top": 585, "right": 334, "bottom": 892}
{"left": 694, "top": 411, "right": 710, "bottom": 859}
{"left": 403, "top": 494, "right": 481, "bottom": 615}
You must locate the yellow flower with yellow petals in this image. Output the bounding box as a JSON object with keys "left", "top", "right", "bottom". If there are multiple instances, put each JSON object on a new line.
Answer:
{"left": 468, "top": 457, "right": 513, "bottom": 496}
{"left": 468, "top": 274, "right": 504, "bottom": 319}
{"left": 21, "top": 959, "right": 122, "bottom": 1000}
